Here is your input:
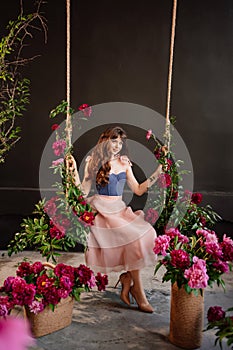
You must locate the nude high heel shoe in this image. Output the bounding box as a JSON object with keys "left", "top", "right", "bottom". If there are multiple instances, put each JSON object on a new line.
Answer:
{"left": 130, "top": 286, "right": 154, "bottom": 313}
{"left": 114, "top": 272, "right": 132, "bottom": 306}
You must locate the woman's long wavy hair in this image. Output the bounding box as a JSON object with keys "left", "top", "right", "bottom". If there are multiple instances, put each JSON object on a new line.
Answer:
{"left": 86, "top": 126, "right": 128, "bottom": 187}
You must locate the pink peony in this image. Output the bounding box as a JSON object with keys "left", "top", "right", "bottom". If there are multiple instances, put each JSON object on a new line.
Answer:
{"left": 28, "top": 300, "right": 44, "bottom": 314}
{"left": 44, "top": 197, "right": 58, "bottom": 216}
{"left": 145, "top": 208, "right": 159, "bottom": 225}
{"left": 157, "top": 173, "right": 172, "bottom": 188}
{"left": 52, "top": 158, "right": 64, "bottom": 166}
{"left": 221, "top": 234, "right": 233, "bottom": 261}
{"left": 153, "top": 235, "right": 171, "bottom": 256}
{"left": 52, "top": 139, "right": 66, "bottom": 156}
{"left": 165, "top": 227, "right": 189, "bottom": 244}
{"left": 184, "top": 256, "right": 209, "bottom": 289}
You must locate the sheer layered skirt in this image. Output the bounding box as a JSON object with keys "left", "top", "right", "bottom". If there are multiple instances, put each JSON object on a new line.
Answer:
{"left": 85, "top": 195, "right": 157, "bottom": 273}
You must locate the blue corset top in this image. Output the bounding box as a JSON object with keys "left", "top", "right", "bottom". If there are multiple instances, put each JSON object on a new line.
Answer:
{"left": 97, "top": 172, "right": 126, "bottom": 196}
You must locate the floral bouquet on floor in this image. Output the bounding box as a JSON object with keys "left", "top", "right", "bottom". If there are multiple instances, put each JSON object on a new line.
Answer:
{"left": 0, "top": 260, "right": 108, "bottom": 316}
{"left": 205, "top": 305, "right": 233, "bottom": 349}
{"left": 154, "top": 227, "right": 233, "bottom": 294}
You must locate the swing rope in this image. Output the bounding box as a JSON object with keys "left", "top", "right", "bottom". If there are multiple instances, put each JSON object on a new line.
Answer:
{"left": 65, "top": 0, "right": 72, "bottom": 149}
{"left": 164, "top": 0, "right": 178, "bottom": 151}
{"left": 64, "top": 0, "right": 178, "bottom": 152}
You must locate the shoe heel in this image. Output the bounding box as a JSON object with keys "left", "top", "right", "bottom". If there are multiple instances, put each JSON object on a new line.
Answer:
{"left": 114, "top": 278, "right": 120, "bottom": 288}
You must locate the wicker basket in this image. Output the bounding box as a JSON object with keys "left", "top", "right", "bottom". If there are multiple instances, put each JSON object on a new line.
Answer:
{"left": 24, "top": 262, "right": 74, "bottom": 338}
{"left": 169, "top": 282, "right": 204, "bottom": 349}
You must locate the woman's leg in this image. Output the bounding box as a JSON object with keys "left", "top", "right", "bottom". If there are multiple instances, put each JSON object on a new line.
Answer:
{"left": 129, "top": 269, "right": 153, "bottom": 313}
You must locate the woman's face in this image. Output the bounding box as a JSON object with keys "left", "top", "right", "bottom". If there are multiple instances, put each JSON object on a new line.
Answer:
{"left": 109, "top": 135, "right": 123, "bottom": 157}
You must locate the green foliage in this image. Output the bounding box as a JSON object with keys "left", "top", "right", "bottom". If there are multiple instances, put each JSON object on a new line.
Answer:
{"left": 0, "top": 2, "right": 46, "bottom": 162}
{"left": 49, "top": 100, "right": 75, "bottom": 119}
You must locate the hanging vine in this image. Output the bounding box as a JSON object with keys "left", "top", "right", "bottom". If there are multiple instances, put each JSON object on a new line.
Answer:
{"left": 0, "top": 0, "right": 47, "bottom": 163}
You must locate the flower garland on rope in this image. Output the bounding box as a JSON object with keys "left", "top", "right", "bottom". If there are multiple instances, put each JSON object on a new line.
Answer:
{"left": 144, "top": 127, "right": 221, "bottom": 235}
{"left": 143, "top": 126, "right": 233, "bottom": 297}
{"left": 7, "top": 101, "right": 96, "bottom": 262}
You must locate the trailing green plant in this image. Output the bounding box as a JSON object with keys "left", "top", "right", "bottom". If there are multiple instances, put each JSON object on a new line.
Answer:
{"left": 0, "top": 0, "right": 47, "bottom": 162}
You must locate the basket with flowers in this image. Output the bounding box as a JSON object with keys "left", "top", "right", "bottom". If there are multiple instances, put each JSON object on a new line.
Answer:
{"left": 0, "top": 260, "right": 108, "bottom": 337}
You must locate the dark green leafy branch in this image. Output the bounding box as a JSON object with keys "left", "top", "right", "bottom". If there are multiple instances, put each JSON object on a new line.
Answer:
{"left": 0, "top": 0, "right": 47, "bottom": 163}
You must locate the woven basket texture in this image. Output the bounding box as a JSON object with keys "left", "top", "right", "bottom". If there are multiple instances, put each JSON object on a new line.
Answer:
{"left": 169, "top": 282, "right": 204, "bottom": 349}
{"left": 25, "top": 296, "right": 74, "bottom": 338}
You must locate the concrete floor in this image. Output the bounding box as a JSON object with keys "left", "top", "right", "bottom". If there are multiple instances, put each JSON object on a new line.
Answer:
{"left": 0, "top": 250, "right": 232, "bottom": 350}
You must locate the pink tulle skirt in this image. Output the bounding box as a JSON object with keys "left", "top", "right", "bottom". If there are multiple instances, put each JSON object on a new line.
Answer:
{"left": 85, "top": 195, "right": 157, "bottom": 273}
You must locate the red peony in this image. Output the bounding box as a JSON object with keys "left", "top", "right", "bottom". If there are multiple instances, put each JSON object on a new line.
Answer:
{"left": 95, "top": 272, "right": 108, "bottom": 291}
{"left": 170, "top": 249, "right": 190, "bottom": 270}
{"left": 51, "top": 123, "right": 60, "bottom": 131}
{"left": 207, "top": 306, "right": 226, "bottom": 322}
{"left": 80, "top": 211, "right": 95, "bottom": 225}
{"left": 191, "top": 192, "right": 203, "bottom": 204}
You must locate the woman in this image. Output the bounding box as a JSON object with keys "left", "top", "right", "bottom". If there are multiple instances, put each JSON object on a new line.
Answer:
{"left": 68, "top": 126, "right": 165, "bottom": 313}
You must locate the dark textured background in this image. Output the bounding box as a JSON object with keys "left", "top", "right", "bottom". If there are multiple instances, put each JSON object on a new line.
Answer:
{"left": 0, "top": 0, "right": 232, "bottom": 247}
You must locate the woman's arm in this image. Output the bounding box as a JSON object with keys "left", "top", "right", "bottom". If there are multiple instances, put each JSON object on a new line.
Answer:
{"left": 66, "top": 155, "right": 92, "bottom": 197}
{"left": 126, "top": 163, "right": 163, "bottom": 196}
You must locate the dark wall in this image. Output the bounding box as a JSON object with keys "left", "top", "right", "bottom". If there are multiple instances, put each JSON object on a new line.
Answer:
{"left": 0, "top": 0, "right": 233, "bottom": 245}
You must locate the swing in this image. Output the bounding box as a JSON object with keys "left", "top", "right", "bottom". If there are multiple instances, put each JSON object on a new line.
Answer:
{"left": 64, "top": 0, "right": 178, "bottom": 152}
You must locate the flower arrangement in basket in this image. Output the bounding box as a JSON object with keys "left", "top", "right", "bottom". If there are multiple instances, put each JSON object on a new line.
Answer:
{"left": 0, "top": 260, "right": 108, "bottom": 314}
{"left": 0, "top": 260, "right": 108, "bottom": 337}
{"left": 145, "top": 128, "right": 233, "bottom": 349}
{"left": 153, "top": 227, "right": 233, "bottom": 294}
{"left": 205, "top": 305, "right": 233, "bottom": 349}
{"left": 142, "top": 128, "right": 233, "bottom": 293}
{"left": 7, "top": 102, "right": 95, "bottom": 262}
